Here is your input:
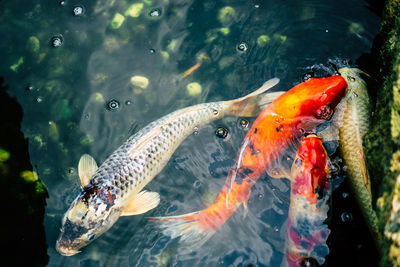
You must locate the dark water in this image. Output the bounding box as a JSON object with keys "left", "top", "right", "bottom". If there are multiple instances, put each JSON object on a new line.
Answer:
{"left": 0, "top": 0, "right": 381, "bottom": 266}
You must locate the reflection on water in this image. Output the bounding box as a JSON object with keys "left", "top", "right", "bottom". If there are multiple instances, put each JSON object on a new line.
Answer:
{"left": 0, "top": 0, "right": 380, "bottom": 266}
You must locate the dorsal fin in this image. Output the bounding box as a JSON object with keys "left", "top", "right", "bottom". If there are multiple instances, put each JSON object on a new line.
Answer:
{"left": 78, "top": 154, "right": 98, "bottom": 187}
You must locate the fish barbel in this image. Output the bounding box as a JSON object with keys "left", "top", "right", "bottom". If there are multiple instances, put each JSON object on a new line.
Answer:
{"left": 338, "top": 67, "right": 381, "bottom": 242}
{"left": 151, "top": 76, "right": 347, "bottom": 248}
{"left": 285, "top": 135, "right": 332, "bottom": 267}
{"left": 56, "top": 78, "right": 284, "bottom": 256}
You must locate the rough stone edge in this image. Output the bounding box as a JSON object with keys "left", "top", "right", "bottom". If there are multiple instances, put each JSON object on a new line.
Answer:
{"left": 365, "top": 0, "right": 400, "bottom": 266}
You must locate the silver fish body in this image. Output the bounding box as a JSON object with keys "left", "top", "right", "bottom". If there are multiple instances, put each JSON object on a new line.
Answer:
{"left": 338, "top": 67, "right": 380, "bottom": 242}
{"left": 56, "top": 79, "right": 282, "bottom": 256}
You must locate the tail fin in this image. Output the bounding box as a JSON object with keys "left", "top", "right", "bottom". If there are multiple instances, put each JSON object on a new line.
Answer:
{"left": 149, "top": 212, "right": 215, "bottom": 249}
{"left": 226, "top": 78, "right": 283, "bottom": 117}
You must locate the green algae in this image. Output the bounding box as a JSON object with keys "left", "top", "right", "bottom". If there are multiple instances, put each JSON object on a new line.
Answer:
{"left": 20, "top": 170, "right": 39, "bottom": 183}
{"left": 110, "top": 13, "right": 125, "bottom": 29}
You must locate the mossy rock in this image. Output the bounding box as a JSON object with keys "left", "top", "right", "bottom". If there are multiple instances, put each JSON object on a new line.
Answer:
{"left": 364, "top": 0, "right": 400, "bottom": 266}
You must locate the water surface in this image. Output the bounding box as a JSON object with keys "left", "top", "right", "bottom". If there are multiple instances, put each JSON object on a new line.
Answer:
{"left": 0, "top": 0, "right": 380, "bottom": 266}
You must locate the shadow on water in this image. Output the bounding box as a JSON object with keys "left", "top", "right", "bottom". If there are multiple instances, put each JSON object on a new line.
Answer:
{"left": 0, "top": 77, "right": 49, "bottom": 266}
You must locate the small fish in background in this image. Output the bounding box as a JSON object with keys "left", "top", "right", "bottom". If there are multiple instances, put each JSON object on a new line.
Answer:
{"left": 284, "top": 134, "right": 334, "bottom": 267}
{"left": 150, "top": 75, "right": 347, "bottom": 249}
{"left": 337, "top": 67, "right": 381, "bottom": 242}
{"left": 56, "top": 78, "right": 284, "bottom": 256}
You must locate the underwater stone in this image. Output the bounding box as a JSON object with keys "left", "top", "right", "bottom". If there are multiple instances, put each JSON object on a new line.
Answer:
{"left": 219, "top": 27, "right": 230, "bottom": 36}
{"left": 48, "top": 121, "right": 59, "bottom": 142}
{"left": 10, "top": 57, "right": 24, "bottom": 72}
{"left": 27, "top": 36, "right": 40, "bottom": 54}
{"left": 130, "top": 76, "right": 149, "bottom": 89}
{"left": 110, "top": 13, "right": 125, "bottom": 29}
{"left": 80, "top": 135, "right": 94, "bottom": 146}
{"left": 0, "top": 147, "right": 10, "bottom": 162}
{"left": 218, "top": 56, "right": 235, "bottom": 70}
{"left": 35, "top": 182, "right": 47, "bottom": 194}
{"left": 257, "top": 35, "right": 270, "bottom": 47}
{"left": 20, "top": 170, "right": 39, "bottom": 183}
{"left": 218, "top": 6, "right": 236, "bottom": 26}
{"left": 273, "top": 33, "right": 287, "bottom": 44}
{"left": 160, "top": 51, "right": 169, "bottom": 61}
{"left": 125, "top": 3, "right": 144, "bottom": 18}
{"left": 167, "top": 39, "right": 178, "bottom": 52}
{"left": 90, "top": 92, "right": 105, "bottom": 104}
{"left": 349, "top": 22, "right": 364, "bottom": 35}
{"left": 186, "top": 82, "right": 202, "bottom": 96}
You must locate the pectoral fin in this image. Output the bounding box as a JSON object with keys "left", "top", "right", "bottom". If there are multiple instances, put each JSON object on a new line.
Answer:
{"left": 78, "top": 154, "right": 98, "bottom": 187}
{"left": 121, "top": 191, "right": 160, "bottom": 216}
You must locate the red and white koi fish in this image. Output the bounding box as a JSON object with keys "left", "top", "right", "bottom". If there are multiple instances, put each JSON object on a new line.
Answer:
{"left": 285, "top": 134, "right": 332, "bottom": 267}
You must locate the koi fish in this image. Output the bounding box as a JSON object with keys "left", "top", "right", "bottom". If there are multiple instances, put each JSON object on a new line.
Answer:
{"left": 337, "top": 67, "right": 381, "bottom": 242}
{"left": 285, "top": 135, "right": 332, "bottom": 267}
{"left": 151, "top": 76, "right": 347, "bottom": 248}
{"left": 56, "top": 78, "right": 284, "bottom": 256}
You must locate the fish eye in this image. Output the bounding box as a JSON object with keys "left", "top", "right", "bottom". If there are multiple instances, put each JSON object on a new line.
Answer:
{"left": 86, "top": 234, "right": 96, "bottom": 241}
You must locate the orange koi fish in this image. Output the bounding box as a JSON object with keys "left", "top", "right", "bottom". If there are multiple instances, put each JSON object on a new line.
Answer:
{"left": 151, "top": 76, "right": 347, "bottom": 248}
{"left": 285, "top": 135, "right": 332, "bottom": 267}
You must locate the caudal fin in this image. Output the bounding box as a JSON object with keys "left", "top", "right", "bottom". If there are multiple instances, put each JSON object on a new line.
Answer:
{"left": 149, "top": 212, "right": 215, "bottom": 249}
{"left": 226, "top": 78, "right": 283, "bottom": 117}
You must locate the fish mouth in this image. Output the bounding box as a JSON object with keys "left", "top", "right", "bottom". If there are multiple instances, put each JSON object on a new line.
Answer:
{"left": 56, "top": 239, "right": 81, "bottom": 256}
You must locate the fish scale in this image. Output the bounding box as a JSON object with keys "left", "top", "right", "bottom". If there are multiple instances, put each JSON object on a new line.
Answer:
{"left": 338, "top": 67, "right": 381, "bottom": 243}
{"left": 57, "top": 78, "right": 283, "bottom": 256}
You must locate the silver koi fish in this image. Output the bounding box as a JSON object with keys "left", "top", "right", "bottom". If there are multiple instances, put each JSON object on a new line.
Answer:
{"left": 56, "top": 78, "right": 283, "bottom": 256}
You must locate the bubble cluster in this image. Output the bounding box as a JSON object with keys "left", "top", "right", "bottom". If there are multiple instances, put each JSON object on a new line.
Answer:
{"left": 106, "top": 99, "right": 120, "bottom": 111}
{"left": 215, "top": 127, "right": 229, "bottom": 138}
{"left": 51, "top": 35, "right": 64, "bottom": 47}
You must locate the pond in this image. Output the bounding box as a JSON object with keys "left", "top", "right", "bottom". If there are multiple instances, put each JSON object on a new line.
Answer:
{"left": 0, "top": 0, "right": 382, "bottom": 266}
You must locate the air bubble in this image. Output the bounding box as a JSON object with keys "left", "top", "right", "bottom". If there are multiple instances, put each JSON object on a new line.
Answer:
{"left": 149, "top": 48, "right": 156, "bottom": 54}
{"left": 25, "top": 85, "right": 34, "bottom": 91}
{"left": 193, "top": 126, "right": 199, "bottom": 135}
{"left": 106, "top": 99, "right": 120, "bottom": 111}
{"left": 51, "top": 35, "right": 64, "bottom": 47}
{"left": 341, "top": 212, "right": 353, "bottom": 222}
{"left": 302, "top": 72, "right": 314, "bottom": 81}
{"left": 300, "top": 257, "right": 319, "bottom": 267}
{"left": 215, "top": 127, "right": 229, "bottom": 138}
{"left": 255, "top": 4, "right": 260, "bottom": 8}
{"left": 148, "top": 8, "right": 162, "bottom": 17}
{"left": 239, "top": 119, "right": 249, "bottom": 128}
{"left": 68, "top": 168, "right": 75, "bottom": 174}
{"left": 125, "top": 100, "right": 132, "bottom": 105}
{"left": 237, "top": 42, "right": 248, "bottom": 52}
{"left": 213, "top": 109, "right": 219, "bottom": 116}
{"left": 342, "top": 192, "right": 349, "bottom": 198}
{"left": 73, "top": 5, "right": 85, "bottom": 16}
{"left": 35, "top": 97, "right": 43, "bottom": 103}
{"left": 258, "top": 193, "right": 263, "bottom": 199}
{"left": 59, "top": 1, "right": 66, "bottom": 6}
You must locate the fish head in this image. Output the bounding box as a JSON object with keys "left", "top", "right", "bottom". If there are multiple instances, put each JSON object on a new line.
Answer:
{"left": 274, "top": 76, "right": 347, "bottom": 121}
{"left": 338, "top": 67, "right": 369, "bottom": 97}
{"left": 291, "top": 135, "right": 330, "bottom": 203}
{"left": 56, "top": 183, "right": 121, "bottom": 256}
